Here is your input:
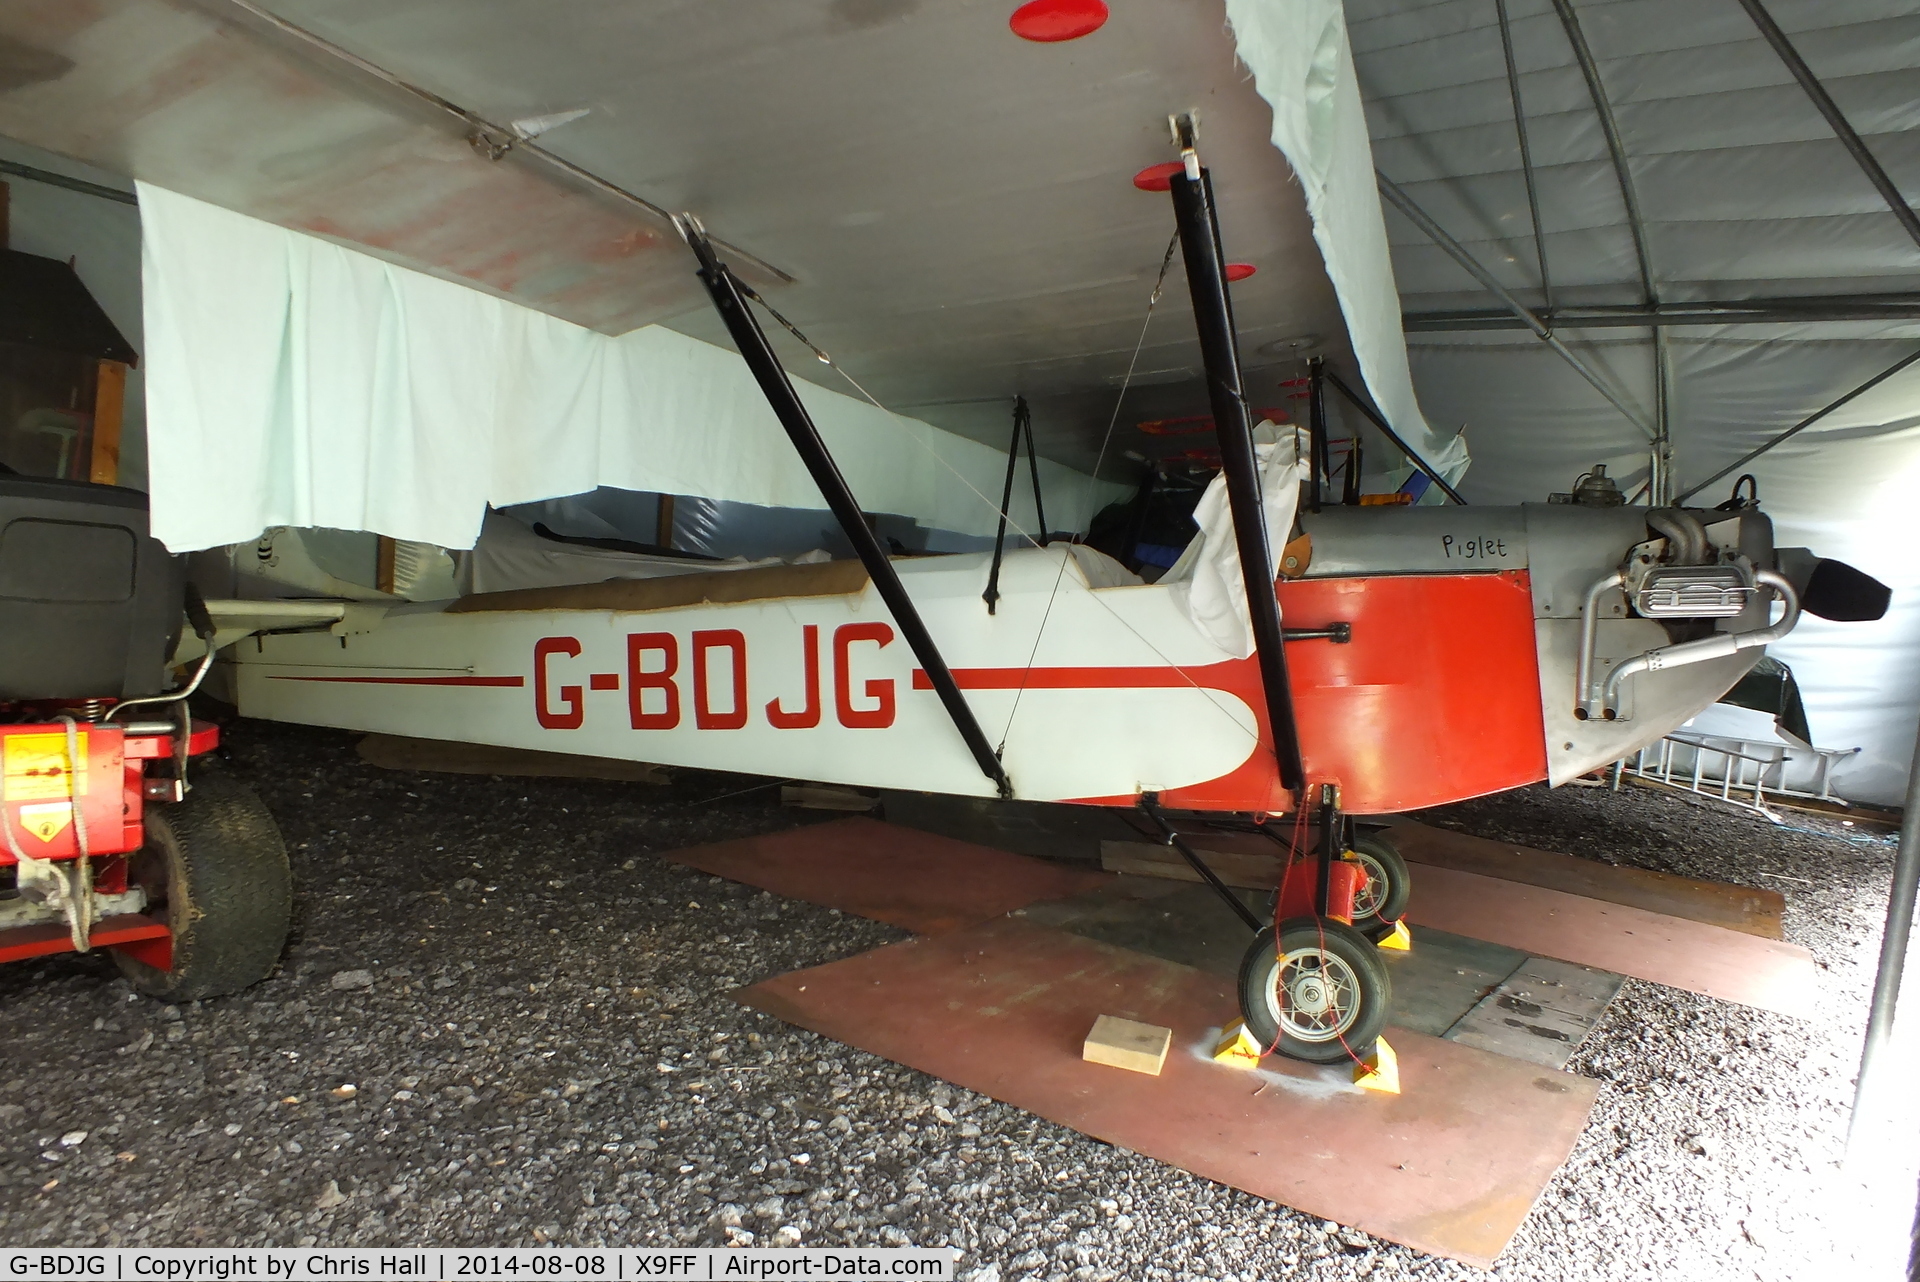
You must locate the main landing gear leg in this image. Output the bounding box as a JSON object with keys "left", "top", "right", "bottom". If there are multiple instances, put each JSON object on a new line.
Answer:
{"left": 1140, "top": 791, "right": 1394, "bottom": 1064}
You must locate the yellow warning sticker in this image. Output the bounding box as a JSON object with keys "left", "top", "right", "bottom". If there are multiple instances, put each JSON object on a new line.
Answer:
{"left": 17, "top": 801, "right": 74, "bottom": 843}
{"left": 3, "top": 732, "right": 88, "bottom": 802}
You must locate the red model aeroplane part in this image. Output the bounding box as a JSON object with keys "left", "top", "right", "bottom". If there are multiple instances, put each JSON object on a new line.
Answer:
{"left": 1139, "top": 571, "right": 1548, "bottom": 815}
{"left": 0, "top": 913, "right": 171, "bottom": 968}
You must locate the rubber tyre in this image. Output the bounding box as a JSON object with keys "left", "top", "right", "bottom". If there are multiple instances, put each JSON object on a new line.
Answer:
{"left": 1350, "top": 832, "right": 1412, "bottom": 930}
{"left": 1238, "top": 916, "right": 1392, "bottom": 1065}
{"left": 115, "top": 772, "right": 292, "bottom": 1002}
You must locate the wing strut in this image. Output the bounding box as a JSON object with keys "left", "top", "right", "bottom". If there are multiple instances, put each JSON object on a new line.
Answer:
{"left": 1165, "top": 119, "right": 1306, "bottom": 799}
{"left": 677, "top": 218, "right": 1014, "bottom": 800}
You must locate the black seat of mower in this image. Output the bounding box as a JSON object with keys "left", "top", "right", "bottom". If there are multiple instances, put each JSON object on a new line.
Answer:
{"left": 0, "top": 474, "right": 181, "bottom": 700}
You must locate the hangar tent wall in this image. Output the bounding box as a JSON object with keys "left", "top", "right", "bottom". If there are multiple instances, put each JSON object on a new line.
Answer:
{"left": 137, "top": 183, "right": 1125, "bottom": 556}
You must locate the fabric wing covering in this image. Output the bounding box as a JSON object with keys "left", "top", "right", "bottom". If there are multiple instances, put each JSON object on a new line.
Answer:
{"left": 137, "top": 182, "right": 1123, "bottom": 554}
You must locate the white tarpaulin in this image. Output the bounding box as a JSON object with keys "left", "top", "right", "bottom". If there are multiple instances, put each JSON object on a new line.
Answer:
{"left": 1223, "top": 0, "right": 1471, "bottom": 490}
{"left": 138, "top": 183, "right": 1121, "bottom": 554}
{"left": 1162, "top": 423, "right": 1306, "bottom": 658}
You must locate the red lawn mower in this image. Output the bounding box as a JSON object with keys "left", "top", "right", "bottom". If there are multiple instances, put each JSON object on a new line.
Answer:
{"left": 0, "top": 471, "right": 290, "bottom": 999}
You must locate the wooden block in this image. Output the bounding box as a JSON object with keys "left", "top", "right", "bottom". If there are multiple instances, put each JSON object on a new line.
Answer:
{"left": 1082, "top": 1014, "right": 1172, "bottom": 1076}
{"left": 781, "top": 784, "right": 878, "bottom": 812}
{"left": 1386, "top": 820, "right": 1786, "bottom": 939}
{"left": 1099, "top": 839, "right": 1284, "bottom": 890}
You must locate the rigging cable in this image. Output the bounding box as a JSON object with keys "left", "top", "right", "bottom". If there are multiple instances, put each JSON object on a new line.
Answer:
{"left": 733, "top": 239, "right": 1261, "bottom": 758}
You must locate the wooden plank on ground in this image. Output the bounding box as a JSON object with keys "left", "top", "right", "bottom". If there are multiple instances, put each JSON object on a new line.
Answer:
{"left": 1403, "top": 864, "right": 1814, "bottom": 1018}
{"left": 781, "top": 784, "right": 877, "bottom": 812}
{"left": 738, "top": 917, "right": 1600, "bottom": 1269}
{"left": 1386, "top": 820, "right": 1785, "bottom": 940}
{"left": 357, "top": 733, "right": 669, "bottom": 784}
{"left": 1100, "top": 839, "right": 1283, "bottom": 889}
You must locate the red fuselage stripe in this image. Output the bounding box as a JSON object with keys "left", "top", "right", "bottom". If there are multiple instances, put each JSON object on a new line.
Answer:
{"left": 266, "top": 675, "right": 527, "bottom": 687}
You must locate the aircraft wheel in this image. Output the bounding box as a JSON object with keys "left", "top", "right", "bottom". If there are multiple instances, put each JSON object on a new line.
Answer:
{"left": 1350, "top": 832, "right": 1411, "bottom": 934}
{"left": 1238, "top": 917, "right": 1391, "bottom": 1064}
{"left": 116, "top": 772, "right": 292, "bottom": 1002}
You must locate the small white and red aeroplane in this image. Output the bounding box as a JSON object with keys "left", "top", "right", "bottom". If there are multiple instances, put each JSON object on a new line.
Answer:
{"left": 174, "top": 134, "right": 1886, "bottom": 1063}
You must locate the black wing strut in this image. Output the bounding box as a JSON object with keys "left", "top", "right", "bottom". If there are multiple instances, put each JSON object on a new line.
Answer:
{"left": 678, "top": 218, "right": 1013, "bottom": 799}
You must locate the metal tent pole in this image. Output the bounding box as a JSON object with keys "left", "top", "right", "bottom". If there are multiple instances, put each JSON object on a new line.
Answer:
{"left": 1494, "top": 0, "right": 1552, "bottom": 315}
{"left": 1321, "top": 368, "right": 1468, "bottom": 505}
{"left": 1376, "top": 171, "right": 1657, "bottom": 439}
{"left": 678, "top": 217, "right": 1013, "bottom": 799}
{"left": 1166, "top": 130, "right": 1305, "bottom": 795}
{"left": 1848, "top": 713, "right": 1920, "bottom": 1155}
{"left": 1675, "top": 347, "right": 1920, "bottom": 503}
{"left": 1735, "top": 0, "right": 1920, "bottom": 253}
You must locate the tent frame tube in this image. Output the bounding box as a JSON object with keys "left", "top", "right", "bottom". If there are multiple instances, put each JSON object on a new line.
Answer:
{"left": 1847, "top": 713, "right": 1920, "bottom": 1156}
{"left": 1548, "top": 0, "right": 1670, "bottom": 497}
{"left": 1494, "top": 0, "right": 1553, "bottom": 315}
{"left": 1405, "top": 296, "right": 1920, "bottom": 330}
{"left": 1674, "top": 347, "right": 1920, "bottom": 503}
{"left": 1549, "top": 0, "right": 1656, "bottom": 306}
{"left": 678, "top": 217, "right": 1014, "bottom": 799}
{"left": 1735, "top": 0, "right": 1920, "bottom": 252}
{"left": 1377, "top": 171, "right": 1657, "bottom": 439}
{"left": 0, "top": 159, "right": 137, "bottom": 206}
{"left": 1168, "top": 138, "right": 1305, "bottom": 796}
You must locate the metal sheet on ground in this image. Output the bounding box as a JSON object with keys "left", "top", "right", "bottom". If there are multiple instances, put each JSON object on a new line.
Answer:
{"left": 1403, "top": 863, "right": 1815, "bottom": 1017}
{"left": 1380, "top": 928, "right": 1532, "bottom": 1039}
{"left": 1445, "top": 959, "right": 1627, "bottom": 1071}
{"left": 663, "top": 817, "right": 1108, "bottom": 936}
{"left": 1388, "top": 820, "right": 1786, "bottom": 939}
{"left": 737, "top": 917, "right": 1601, "bottom": 1269}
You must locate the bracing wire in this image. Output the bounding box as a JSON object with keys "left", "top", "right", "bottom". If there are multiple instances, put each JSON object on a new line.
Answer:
{"left": 735, "top": 240, "right": 1262, "bottom": 752}
{"left": 998, "top": 233, "right": 1179, "bottom": 750}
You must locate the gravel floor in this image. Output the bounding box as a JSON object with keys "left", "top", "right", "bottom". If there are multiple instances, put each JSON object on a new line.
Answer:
{"left": 1, "top": 718, "right": 1913, "bottom": 1280}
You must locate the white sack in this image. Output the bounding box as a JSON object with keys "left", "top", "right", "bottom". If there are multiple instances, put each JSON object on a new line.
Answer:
{"left": 138, "top": 183, "right": 1123, "bottom": 553}
{"left": 1163, "top": 425, "right": 1305, "bottom": 658}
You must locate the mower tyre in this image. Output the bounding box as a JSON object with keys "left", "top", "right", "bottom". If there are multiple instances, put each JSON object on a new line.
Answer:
{"left": 115, "top": 772, "right": 291, "bottom": 1002}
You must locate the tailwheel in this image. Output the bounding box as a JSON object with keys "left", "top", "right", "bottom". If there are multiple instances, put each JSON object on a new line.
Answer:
{"left": 116, "top": 771, "right": 292, "bottom": 1002}
{"left": 1350, "top": 831, "right": 1411, "bottom": 941}
{"left": 1238, "top": 916, "right": 1392, "bottom": 1064}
